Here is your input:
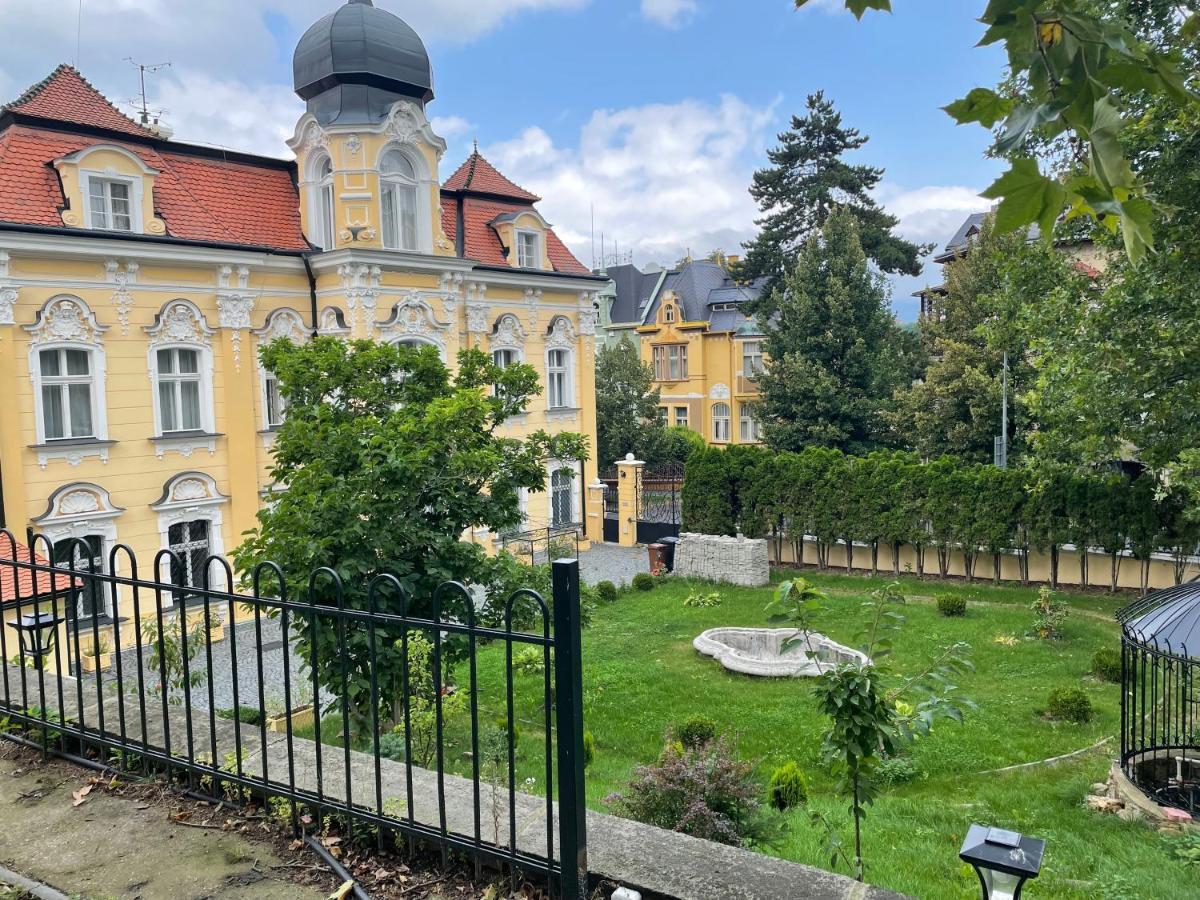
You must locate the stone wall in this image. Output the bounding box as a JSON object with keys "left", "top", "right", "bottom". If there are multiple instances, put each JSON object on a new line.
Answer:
{"left": 675, "top": 533, "right": 770, "bottom": 587}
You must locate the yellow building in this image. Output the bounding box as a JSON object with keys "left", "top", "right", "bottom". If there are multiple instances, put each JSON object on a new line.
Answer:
{"left": 0, "top": 1, "right": 604, "bottom": 636}
{"left": 606, "top": 260, "right": 768, "bottom": 447}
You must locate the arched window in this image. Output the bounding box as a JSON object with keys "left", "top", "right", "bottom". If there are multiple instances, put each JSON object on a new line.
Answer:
{"left": 380, "top": 149, "right": 419, "bottom": 251}
{"left": 314, "top": 155, "right": 335, "bottom": 251}
{"left": 712, "top": 402, "right": 731, "bottom": 443}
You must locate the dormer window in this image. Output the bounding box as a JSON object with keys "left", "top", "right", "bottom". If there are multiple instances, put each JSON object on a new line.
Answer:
{"left": 517, "top": 230, "right": 541, "bottom": 269}
{"left": 664, "top": 304, "right": 676, "bottom": 323}
{"left": 380, "top": 149, "right": 419, "bottom": 251}
{"left": 87, "top": 177, "right": 133, "bottom": 232}
{"left": 315, "top": 156, "right": 335, "bottom": 251}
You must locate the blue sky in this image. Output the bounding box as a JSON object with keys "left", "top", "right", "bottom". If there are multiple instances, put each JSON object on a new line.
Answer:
{"left": 0, "top": 0, "right": 1006, "bottom": 319}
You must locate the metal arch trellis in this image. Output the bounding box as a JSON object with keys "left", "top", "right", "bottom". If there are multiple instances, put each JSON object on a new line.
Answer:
{"left": 0, "top": 530, "right": 590, "bottom": 898}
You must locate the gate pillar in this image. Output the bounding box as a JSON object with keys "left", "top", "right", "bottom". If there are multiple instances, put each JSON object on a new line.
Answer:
{"left": 615, "top": 454, "right": 644, "bottom": 548}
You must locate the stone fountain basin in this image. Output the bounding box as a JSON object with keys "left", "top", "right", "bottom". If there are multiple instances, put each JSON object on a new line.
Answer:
{"left": 693, "top": 628, "right": 869, "bottom": 678}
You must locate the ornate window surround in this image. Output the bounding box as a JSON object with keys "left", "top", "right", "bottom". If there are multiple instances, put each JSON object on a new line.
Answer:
{"left": 545, "top": 315, "right": 578, "bottom": 418}
{"left": 32, "top": 482, "right": 124, "bottom": 546}
{"left": 546, "top": 459, "right": 580, "bottom": 527}
{"left": 488, "top": 313, "right": 526, "bottom": 356}
{"left": 377, "top": 143, "right": 434, "bottom": 254}
{"left": 150, "top": 471, "right": 229, "bottom": 593}
{"left": 144, "top": 299, "right": 218, "bottom": 458}
{"left": 319, "top": 306, "right": 352, "bottom": 337}
{"left": 377, "top": 296, "right": 449, "bottom": 359}
{"left": 25, "top": 295, "right": 113, "bottom": 468}
{"left": 253, "top": 308, "right": 309, "bottom": 433}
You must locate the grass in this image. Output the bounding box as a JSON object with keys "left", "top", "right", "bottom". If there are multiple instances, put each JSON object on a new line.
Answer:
{"left": 295, "top": 570, "right": 1196, "bottom": 899}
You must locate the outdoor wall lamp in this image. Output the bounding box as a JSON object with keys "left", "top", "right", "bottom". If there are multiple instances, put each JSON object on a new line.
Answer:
{"left": 959, "top": 824, "right": 1045, "bottom": 900}
{"left": 15, "top": 611, "right": 64, "bottom": 671}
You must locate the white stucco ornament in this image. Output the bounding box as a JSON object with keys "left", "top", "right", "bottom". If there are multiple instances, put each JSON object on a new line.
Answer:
{"left": 27, "top": 295, "right": 108, "bottom": 346}
{"left": 710, "top": 383, "right": 731, "bottom": 400}
{"left": 145, "top": 300, "right": 214, "bottom": 348}
{"left": 0, "top": 287, "right": 16, "bottom": 327}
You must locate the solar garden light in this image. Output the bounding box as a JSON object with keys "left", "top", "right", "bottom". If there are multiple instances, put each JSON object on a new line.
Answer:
{"left": 16, "top": 611, "right": 64, "bottom": 671}
{"left": 959, "top": 824, "right": 1045, "bottom": 900}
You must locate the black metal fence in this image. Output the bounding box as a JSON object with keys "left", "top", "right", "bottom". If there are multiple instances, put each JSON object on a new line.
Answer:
{"left": 496, "top": 525, "right": 583, "bottom": 569}
{"left": 636, "top": 463, "right": 684, "bottom": 545}
{"left": 0, "top": 531, "right": 588, "bottom": 897}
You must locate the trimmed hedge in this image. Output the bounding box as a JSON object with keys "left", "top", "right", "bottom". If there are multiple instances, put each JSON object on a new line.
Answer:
{"left": 681, "top": 445, "right": 1199, "bottom": 586}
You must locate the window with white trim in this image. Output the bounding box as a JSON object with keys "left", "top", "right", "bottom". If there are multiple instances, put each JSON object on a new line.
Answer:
{"left": 517, "top": 230, "right": 541, "bottom": 269}
{"left": 156, "top": 348, "right": 204, "bottom": 433}
{"left": 547, "top": 349, "right": 571, "bottom": 409}
{"left": 380, "top": 149, "right": 419, "bottom": 251}
{"left": 740, "top": 403, "right": 763, "bottom": 443}
{"left": 551, "top": 468, "right": 574, "bottom": 527}
{"left": 38, "top": 348, "right": 97, "bottom": 440}
{"left": 652, "top": 344, "right": 688, "bottom": 381}
{"left": 168, "top": 519, "right": 211, "bottom": 598}
{"left": 664, "top": 304, "right": 676, "bottom": 323}
{"left": 493, "top": 348, "right": 519, "bottom": 398}
{"left": 674, "top": 406, "right": 689, "bottom": 429}
{"left": 742, "top": 341, "right": 765, "bottom": 377}
{"left": 264, "top": 369, "right": 286, "bottom": 429}
{"left": 712, "top": 402, "right": 731, "bottom": 443}
{"left": 316, "top": 156, "right": 335, "bottom": 251}
{"left": 87, "top": 177, "right": 133, "bottom": 232}
{"left": 53, "top": 535, "right": 108, "bottom": 621}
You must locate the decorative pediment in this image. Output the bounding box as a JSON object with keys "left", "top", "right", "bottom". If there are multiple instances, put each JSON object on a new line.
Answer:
{"left": 546, "top": 315, "right": 577, "bottom": 349}
{"left": 254, "top": 308, "right": 310, "bottom": 345}
{"left": 25, "top": 295, "right": 108, "bottom": 346}
{"left": 710, "top": 383, "right": 731, "bottom": 401}
{"left": 145, "top": 299, "right": 214, "bottom": 348}
{"left": 151, "top": 471, "right": 228, "bottom": 511}
{"left": 378, "top": 297, "right": 449, "bottom": 345}
{"left": 34, "top": 483, "right": 124, "bottom": 525}
{"left": 489, "top": 314, "right": 526, "bottom": 351}
{"left": 319, "top": 306, "right": 351, "bottom": 336}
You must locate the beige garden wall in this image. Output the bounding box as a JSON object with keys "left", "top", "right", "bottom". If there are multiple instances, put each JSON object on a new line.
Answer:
{"left": 769, "top": 537, "right": 1196, "bottom": 592}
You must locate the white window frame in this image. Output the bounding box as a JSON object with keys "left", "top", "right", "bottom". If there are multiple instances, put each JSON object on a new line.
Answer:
{"left": 712, "top": 402, "right": 731, "bottom": 443}
{"left": 32, "top": 346, "right": 102, "bottom": 443}
{"left": 653, "top": 344, "right": 688, "bottom": 382}
{"left": 741, "top": 340, "right": 765, "bottom": 378}
{"left": 546, "top": 347, "right": 573, "bottom": 410}
{"left": 379, "top": 148, "right": 421, "bottom": 252}
{"left": 82, "top": 172, "right": 140, "bottom": 233}
{"left": 664, "top": 304, "right": 676, "bottom": 323}
{"left": 674, "top": 406, "right": 689, "bottom": 429}
{"left": 33, "top": 483, "right": 124, "bottom": 623}
{"left": 152, "top": 473, "right": 229, "bottom": 607}
{"left": 263, "top": 368, "right": 286, "bottom": 429}
{"left": 517, "top": 230, "right": 542, "bottom": 270}
{"left": 492, "top": 346, "right": 521, "bottom": 398}
{"left": 740, "top": 403, "right": 762, "bottom": 443}
{"left": 549, "top": 465, "right": 578, "bottom": 528}
{"left": 311, "top": 154, "right": 336, "bottom": 251}
{"left": 149, "top": 344, "right": 214, "bottom": 438}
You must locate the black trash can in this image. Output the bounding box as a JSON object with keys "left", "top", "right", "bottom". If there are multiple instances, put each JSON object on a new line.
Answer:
{"left": 660, "top": 536, "right": 681, "bottom": 573}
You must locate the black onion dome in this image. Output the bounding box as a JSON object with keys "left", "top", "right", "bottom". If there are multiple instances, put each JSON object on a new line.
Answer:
{"left": 294, "top": 0, "right": 434, "bottom": 115}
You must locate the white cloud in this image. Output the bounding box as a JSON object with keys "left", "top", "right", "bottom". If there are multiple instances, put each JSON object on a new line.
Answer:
{"left": 641, "top": 0, "right": 698, "bottom": 28}
{"left": 877, "top": 184, "right": 992, "bottom": 246}
{"left": 150, "top": 70, "right": 301, "bottom": 157}
{"left": 484, "top": 94, "right": 777, "bottom": 269}
{"left": 431, "top": 115, "right": 472, "bottom": 139}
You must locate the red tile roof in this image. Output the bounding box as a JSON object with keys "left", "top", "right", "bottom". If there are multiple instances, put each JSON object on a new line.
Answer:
{"left": 439, "top": 196, "right": 590, "bottom": 275}
{"left": 0, "top": 126, "right": 309, "bottom": 252}
{"left": 443, "top": 150, "right": 541, "bottom": 202}
{"left": 0, "top": 540, "right": 79, "bottom": 605}
{"left": 3, "top": 65, "right": 154, "bottom": 138}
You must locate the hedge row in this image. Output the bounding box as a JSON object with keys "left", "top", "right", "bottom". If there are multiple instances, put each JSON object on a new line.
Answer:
{"left": 680, "top": 446, "right": 1200, "bottom": 590}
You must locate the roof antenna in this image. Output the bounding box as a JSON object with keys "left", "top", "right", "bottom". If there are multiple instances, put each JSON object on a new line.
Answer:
{"left": 75, "top": 0, "right": 83, "bottom": 69}
{"left": 124, "top": 58, "right": 171, "bottom": 127}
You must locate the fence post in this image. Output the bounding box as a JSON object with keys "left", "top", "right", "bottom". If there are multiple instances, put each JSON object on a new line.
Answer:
{"left": 615, "top": 454, "right": 644, "bottom": 548}
{"left": 552, "top": 558, "right": 587, "bottom": 899}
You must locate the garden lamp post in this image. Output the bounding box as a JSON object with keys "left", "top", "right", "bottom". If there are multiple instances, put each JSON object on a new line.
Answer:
{"left": 16, "top": 611, "right": 64, "bottom": 670}
{"left": 959, "top": 824, "right": 1045, "bottom": 900}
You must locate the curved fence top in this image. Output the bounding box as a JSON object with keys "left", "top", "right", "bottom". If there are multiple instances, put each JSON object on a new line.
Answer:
{"left": 1118, "top": 579, "right": 1200, "bottom": 657}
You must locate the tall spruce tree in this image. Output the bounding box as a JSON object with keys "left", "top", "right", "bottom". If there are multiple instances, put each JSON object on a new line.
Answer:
{"left": 757, "top": 209, "right": 905, "bottom": 454}
{"left": 740, "top": 92, "right": 926, "bottom": 304}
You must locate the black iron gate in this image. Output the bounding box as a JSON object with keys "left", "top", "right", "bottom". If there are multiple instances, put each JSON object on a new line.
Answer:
{"left": 600, "top": 468, "right": 619, "bottom": 544}
{"left": 636, "top": 463, "right": 683, "bottom": 545}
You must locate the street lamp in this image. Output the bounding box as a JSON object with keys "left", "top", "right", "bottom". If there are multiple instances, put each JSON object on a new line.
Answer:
{"left": 959, "top": 824, "right": 1045, "bottom": 900}
{"left": 15, "top": 611, "right": 64, "bottom": 670}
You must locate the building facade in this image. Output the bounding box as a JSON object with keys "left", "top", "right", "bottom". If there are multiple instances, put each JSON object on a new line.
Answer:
{"left": 0, "top": 0, "right": 604, "bottom": 635}
{"left": 604, "top": 259, "right": 768, "bottom": 447}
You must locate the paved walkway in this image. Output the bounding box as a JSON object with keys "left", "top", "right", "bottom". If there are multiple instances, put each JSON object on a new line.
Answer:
{"left": 578, "top": 542, "right": 649, "bottom": 587}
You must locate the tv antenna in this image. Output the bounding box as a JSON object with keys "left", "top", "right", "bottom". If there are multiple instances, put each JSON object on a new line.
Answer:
{"left": 124, "top": 58, "right": 171, "bottom": 126}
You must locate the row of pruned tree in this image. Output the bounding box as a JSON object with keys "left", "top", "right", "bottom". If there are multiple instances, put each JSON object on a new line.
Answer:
{"left": 681, "top": 446, "right": 1200, "bottom": 593}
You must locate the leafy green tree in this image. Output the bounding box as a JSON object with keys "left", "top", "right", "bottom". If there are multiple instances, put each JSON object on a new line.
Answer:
{"left": 739, "top": 92, "right": 926, "bottom": 298}
{"left": 233, "top": 337, "right": 587, "bottom": 735}
{"left": 757, "top": 210, "right": 907, "bottom": 454}
{"left": 796, "top": 0, "right": 1195, "bottom": 260}
{"left": 681, "top": 447, "right": 735, "bottom": 535}
{"left": 595, "top": 337, "right": 662, "bottom": 467}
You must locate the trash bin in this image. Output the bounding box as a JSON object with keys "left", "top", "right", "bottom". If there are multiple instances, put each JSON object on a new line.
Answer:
{"left": 660, "top": 536, "right": 681, "bottom": 573}
{"left": 647, "top": 543, "right": 667, "bottom": 573}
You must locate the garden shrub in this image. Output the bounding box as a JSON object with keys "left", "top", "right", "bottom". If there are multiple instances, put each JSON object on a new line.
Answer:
{"left": 378, "top": 731, "right": 406, "bottom": 763}
{"left": 583, "top": 730, "right": 596, "bottom": 769}
{"left": 936, "top": 594, "right": 967, "bottom": 617}
{"left": 674, "top": 715, "right": 718, "bottom": 749}
{"left": 217, "top": 706, "right": 265, "bottom": 727}
{"left": 632, "top": 572, "right": 655, "bottom": 592}
{"left": 595, "top": 580, "right": 619, "bottom": 604}
{"left": 605, "top": 735, "right": 774, "bottom": 847}
{"left": 767, "top": 761, "right": 808, "bottom": 810}
{"left": 511, "top": 647, "right": 545, "bottom": 677}
{"left": 1047, "top": 687, "right": 1094, "bottom": 723}
{"left": 683, "top": 591, "right": 722, "bottom": 609}
{"left": 875, "top": 755, "right": 918, "bottom": 788}
{"left": 1091, "top": 647, "right": 1122, "bottom": 683}
{"left": 1031, "top": 586, "right": 1069, "bottom": 640}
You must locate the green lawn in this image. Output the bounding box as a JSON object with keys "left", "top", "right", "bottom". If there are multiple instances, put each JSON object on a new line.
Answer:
{"left": 300, "top": 571, "right": 1197, "bottom": 899}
